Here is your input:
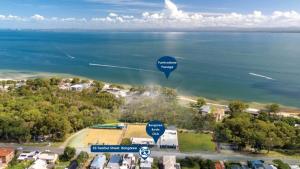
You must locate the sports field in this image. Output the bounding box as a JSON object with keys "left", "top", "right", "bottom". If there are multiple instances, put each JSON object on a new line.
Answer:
{"left": 67, "top": 128, "right": 123, "bottom": 148}
{"left": 124, "top": 124, "right": 150, "bottom": 138}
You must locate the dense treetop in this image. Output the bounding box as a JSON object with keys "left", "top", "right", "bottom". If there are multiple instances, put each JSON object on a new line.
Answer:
{"left": 0, "top": 78, "right": 121, "bottom": 142}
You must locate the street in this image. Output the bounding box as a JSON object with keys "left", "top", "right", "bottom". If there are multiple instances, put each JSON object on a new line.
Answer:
{"left": 1, "top": 143, "right": 299, "bottom": 165}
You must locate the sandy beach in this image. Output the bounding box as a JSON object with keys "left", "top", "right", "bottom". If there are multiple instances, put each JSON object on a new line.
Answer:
{"left": 0, "top": 70, "right": 81, "bottom": 81}
{"left": 1, "top": 70, "right": 300, "bottom": 116}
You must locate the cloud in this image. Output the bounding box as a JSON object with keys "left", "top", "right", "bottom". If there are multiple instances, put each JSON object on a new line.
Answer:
{"left": 1, "top": 0, "right": 300, "bottom": 29}
{"left": 109, "top": 13, "right": 118, "bottom": 17}
{"left": 86, "top": 0, "right": 161, "bottom": 8}
{"left": 60, "top": 18, "right": 78, "bottom": 22}
{"left": 6, "top": 15, "right": 23, "bottom": 21}
{"left": 31, "top": 14, "right": 45, "bottom": 21}
{"left": 133, "top": 0, "right": 300, "bottom": 28}
{"left": 0, "top": 15, "right": 5, "bottom": 20}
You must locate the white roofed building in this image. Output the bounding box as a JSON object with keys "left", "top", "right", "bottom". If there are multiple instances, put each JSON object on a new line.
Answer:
{"left": 38, "top": 153, "right": 58, "bottom": 164}
{"left": 290, "top": 165, "right": 300, "bottom": 169}
{"left": 70, "top": 83, "right": 90, "bottom": 91}
{"left": 120, "top": 154, "right": 136, "bottom": 169}
{"left": 28, "top": 159, "right": 48, "bottom": 169}
{"left": 246, "top": 108, "right": 260, "bottom": 115}
{"left": 158, "top": 127, "right": 179, "bottom": 149}
{"left": 162, "top": 156, "right": 181, "bottom": 169}
{"left": 131, "top": 138, "right": 155, "bottom": 146}
{"left": 140, "top": 157, "right": 153, "bottom": 169}
{"left": 200, "top": 105, "right": 211, "bottom": 114}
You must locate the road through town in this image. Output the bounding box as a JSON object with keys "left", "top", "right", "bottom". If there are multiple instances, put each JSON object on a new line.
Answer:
{"left": 1, "top": 143, "right": 299, "bottom": 165}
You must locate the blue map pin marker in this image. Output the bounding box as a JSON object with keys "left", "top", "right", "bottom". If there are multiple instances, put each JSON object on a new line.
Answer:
{"left": 157, "top": 56, "right": 177, "bottom": 79}
{"left": 146, "top": 120, "right": 165, "bottom": 143}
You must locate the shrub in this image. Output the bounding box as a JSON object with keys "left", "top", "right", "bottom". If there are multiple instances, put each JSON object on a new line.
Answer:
{"left": 273, "top": 159, "right": 291, "bottom": 169}
{"left": 59, "top": 146, "right": 76, "bottom": 161}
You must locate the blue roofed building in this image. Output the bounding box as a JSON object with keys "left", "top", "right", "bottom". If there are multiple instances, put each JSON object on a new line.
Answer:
{"left": 249, "top": 160, "right": 264, "bottom": 169}
{"left": 90, "top": 154, "right": 106, "bottom": 169}
{"left": 107, "top": 155, "right": 122, "bottom": 169}
{"left": 68, "top": 160, "right": 78, "bottom": 169}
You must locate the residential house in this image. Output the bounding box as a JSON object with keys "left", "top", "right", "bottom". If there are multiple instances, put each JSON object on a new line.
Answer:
{"left": 59, "top": 82, "right": 71, "bottom": 90}
{"left": 38, "top": 153, "right": 58, "bottom": 164}
{"left": 290, "top": 165, "right": 300, "bottom": 169}
{"left": 249, "top": 160, "right": 264, "bottom": 169}
{"left": 0, "top": 147, "right": 14, "bottom": 165}
{"left": 107, "top": 155, "right": 122, "bottom": 169}
{"left": 246, "top": 108, "right": 260, "bottom": 116}
{"left": 200, "top": 105, "right": 211, "bottom": 115}
{"left": 244, "top": 162, "right": 270, "bottom": 169}
{"left": 162, "top": 156, "right": 181, "bottom": 169}
{"left": 120, "top": 154, "right": 136, "bottom": 169}
{"left": 68, "top": 160, "right": 79, "bottom": 169}
{"left": 212, "top": 108, "right": 226, "bottom": 122}
{"left": 140, "top": 157, "right": 153, "bottom": 169}
{"left": 263, "top": 164, "right": 275, "bottom": 169}
{"left": 90, "top": 154, "right": 106, "bottom": 169}
{"left": 71, "top": 83, "right": 90, "bottom": 91}
{"left": 215, "top": 161, "right": 225, "bottom": 169}
{"left": 28, "top": 159, "right": 48, "bottom": 169}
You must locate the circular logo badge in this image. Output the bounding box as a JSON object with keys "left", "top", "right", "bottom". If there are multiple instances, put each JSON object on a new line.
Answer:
{"left": 139, "top": 146, "right": 151, "bottom": 160}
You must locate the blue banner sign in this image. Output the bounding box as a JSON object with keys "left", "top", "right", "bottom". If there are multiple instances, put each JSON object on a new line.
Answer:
{"left": 91, "top": 145, "right": 140, "bottom": 153}
{"left": 146, "top": 120, "right": 166, "bottom": 143}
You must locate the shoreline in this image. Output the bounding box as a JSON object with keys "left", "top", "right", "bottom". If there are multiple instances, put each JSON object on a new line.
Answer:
{"left": 177, "top": 95, "right": 300, "bottom": 117}
{"left": 1, "top": 70, "right": 300, "bottom": 114}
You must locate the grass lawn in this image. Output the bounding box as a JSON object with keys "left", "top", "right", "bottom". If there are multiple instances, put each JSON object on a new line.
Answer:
{"left": 104, "top": 119, "right": 120, "bottom": 123}
{"left": 260, "top": 150, "right": 300, "bottom": 159}
{"left": 55, "top": 161, "right": 70, "bottom": 169}
{"left": 182, "top": 164, "right": 200, "bottom": 169}
{"left": 22, "top": 141, "right": 63, "bottom": 148}
{"left": 7, "top": 161, "right": 33, "bottom": 169}
{"left": 124, "top": 124, "right": 150, "bottom": 138}
{"left": 178, "top": 132, "right": 216, "bottom": 152}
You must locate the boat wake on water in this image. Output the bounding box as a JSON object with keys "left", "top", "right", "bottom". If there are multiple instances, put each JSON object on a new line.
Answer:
{"left": 249, "top": 72, "right": 275, "bottom": 80}
{"left": 66, "top": 54, "right": 75, "bottom": 59}
{"left": 54, "top": 46, "right": 75, "bottom": 59}
{"left": 89, "top": 63, "right": 157, "bottom": 73}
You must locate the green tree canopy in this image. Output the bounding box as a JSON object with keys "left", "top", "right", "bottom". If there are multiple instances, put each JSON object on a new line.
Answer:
{"left": 228, "top": 101, "right": 249, "bottom": 117}
{"left": 265, "top": 103, "right": 280, "bottom": 116}
{"left": 59, "top": 146, "right": 76, "bottom": 161}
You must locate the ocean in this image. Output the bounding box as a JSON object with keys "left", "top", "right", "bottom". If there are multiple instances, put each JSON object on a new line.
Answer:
{"left": 1, "top": 30, "right": 300, "bottom": 107}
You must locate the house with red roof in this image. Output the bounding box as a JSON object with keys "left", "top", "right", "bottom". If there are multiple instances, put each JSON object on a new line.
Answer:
{"left": 0, "top": 147, "right": 14, "bottom": 168}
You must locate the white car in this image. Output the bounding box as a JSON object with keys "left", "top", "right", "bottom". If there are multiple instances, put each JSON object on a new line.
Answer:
{"left": 17, "top": 151, "right": 41, "bottom": 161}
{"left": 27, "top": 151, "right": 41, "bottom": 161}
{"left": 17, "top": 153, "right": 28, "bottom": 161}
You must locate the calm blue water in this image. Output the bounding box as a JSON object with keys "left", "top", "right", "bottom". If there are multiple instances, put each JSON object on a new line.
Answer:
{"left": 1, "top": 30, "right": 300, "bottom": 107}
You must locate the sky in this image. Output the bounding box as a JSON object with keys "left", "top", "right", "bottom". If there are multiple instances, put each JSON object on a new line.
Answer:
{"left": 1, "top": 0, "right": 300, "bottom": 29}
